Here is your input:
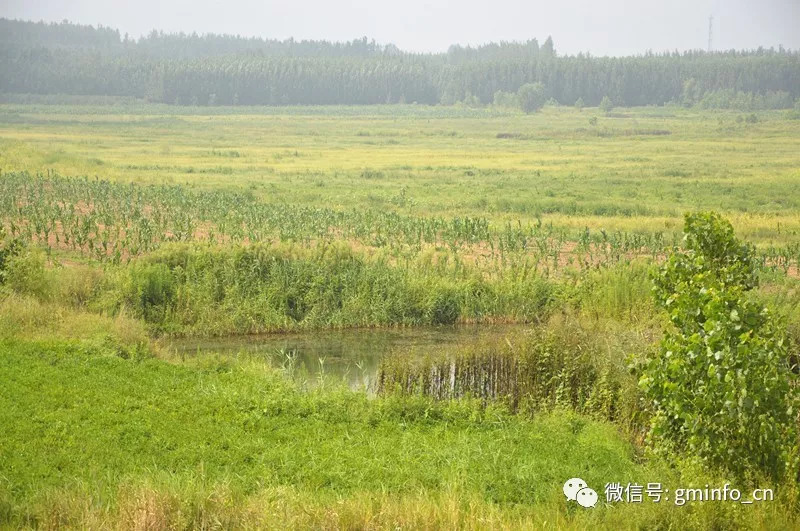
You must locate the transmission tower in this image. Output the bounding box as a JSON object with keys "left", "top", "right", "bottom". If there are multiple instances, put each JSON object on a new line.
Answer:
{"left": 708, "top": 15, "right": 713, "bottom": 53}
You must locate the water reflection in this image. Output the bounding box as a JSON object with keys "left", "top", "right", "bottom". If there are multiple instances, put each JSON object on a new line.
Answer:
{"left": 168, "top": 325, "right": 526, "bottom": 390}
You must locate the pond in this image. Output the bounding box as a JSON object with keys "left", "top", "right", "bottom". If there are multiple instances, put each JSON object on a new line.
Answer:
{"left": 167, "top": 324, "right": 526, "bottom": 391}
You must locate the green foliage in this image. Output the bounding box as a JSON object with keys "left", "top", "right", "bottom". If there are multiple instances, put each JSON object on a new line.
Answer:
{"left": 517, "top": 83, "right": 546, "bottom": 114}
{"left": 0, "top": 338, "right": 644, "bottom": 523}
{"left": 424, "top": 285, "right": 461, "bottom": 325}
{"left": 379, "top": 319, "right": 642, "bottom": 431}
{"left": 574, "top": 97, "right": 584, "bottom": 110}
{"left": 492, "top": 90, "right": 518, "bottom": 108}
{"left": 640, "top": 211, "right": 798, "bottom": 480}
{"left": 2, "top": 18, "right": 800, "bottom": 107}
{"left": 124, "top": 262, "right": 176, "bottom": 324}
{"left": 697, "top": 89, "right": 794, "bottom": 110}
{"left": 110, "top": 243, "right": 554, "bottom": 334}
{"left": 599, "top": 95, "right": 614, "bottom": 113}
{"left": 0, "top": 235, "right": 49, "bottom": 298}
{"left": 0, "top": 228, "right": 22, "bottom": 285}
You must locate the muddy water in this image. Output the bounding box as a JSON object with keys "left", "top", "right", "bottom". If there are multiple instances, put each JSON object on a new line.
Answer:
{"left": 168, "top": 325, "right": 526, "bottom": 390}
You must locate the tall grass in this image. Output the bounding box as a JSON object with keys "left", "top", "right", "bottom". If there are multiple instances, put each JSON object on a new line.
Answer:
{"left": 103, "top": 242, "right": 554, "bottom": 335}
{"left": 378, "top": 317, "right": 646, "bottom": 434}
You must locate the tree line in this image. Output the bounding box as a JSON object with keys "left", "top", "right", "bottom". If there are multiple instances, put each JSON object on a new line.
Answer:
{"left": 1, "top": 18, "right": 798, "bottom": 108}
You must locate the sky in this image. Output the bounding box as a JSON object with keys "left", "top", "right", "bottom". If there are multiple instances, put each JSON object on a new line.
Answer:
{"left": 1, "top": 0, "right": 798, "bottom": 56}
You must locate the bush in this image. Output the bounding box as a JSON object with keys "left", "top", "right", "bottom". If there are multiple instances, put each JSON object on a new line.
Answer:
{"left": 0, "top": 240, "right": 50, "bottom": 299}
{"left": 516, "top": 83, "right": 546, "bottom": 114}
{"left": 639, "top": 212, "right": 798, "bottom": 481}
{"left": 0, "top": 229, "right": 22, "bottom": 286}
{"left": 123, "top": 262, "right": 177, "bottom": 324}
{"left": 599, "top": 95, "right": 614, "bottom": 113}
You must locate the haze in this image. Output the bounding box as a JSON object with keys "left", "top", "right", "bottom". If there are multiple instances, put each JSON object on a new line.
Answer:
{"left": 1, "top": 0, "right": 798, "bottom": 56}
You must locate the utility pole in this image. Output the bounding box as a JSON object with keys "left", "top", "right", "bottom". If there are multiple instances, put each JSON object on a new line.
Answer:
{"left": 708, "top": 15, "right": 713, "bottom": 53}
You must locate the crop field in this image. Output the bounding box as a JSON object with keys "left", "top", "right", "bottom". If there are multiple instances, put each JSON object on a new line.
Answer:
{"left": 3, "top": 103, "right": 800, "bottom": 529}
{"left": 1, "top": 104, "right": 800, "bottom": 241}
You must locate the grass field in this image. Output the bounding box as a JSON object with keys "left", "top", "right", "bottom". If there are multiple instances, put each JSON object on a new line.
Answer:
{"left": 2, "top": 103, "right": 800, "bottom": 529}
{"left": 1, "top": 104, "right": 799, "bottom": 242}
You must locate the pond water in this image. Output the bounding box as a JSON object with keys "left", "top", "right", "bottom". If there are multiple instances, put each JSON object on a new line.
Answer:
{"left": 168, "top": 325, "right": 526, "bottom": 390}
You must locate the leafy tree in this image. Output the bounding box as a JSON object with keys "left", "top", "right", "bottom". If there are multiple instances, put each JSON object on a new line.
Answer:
{"left": 640, "top": 212, "right": 798, "bottom": 481}
{"left": 517, "top": 83, "right": 546, "bottom": 114}
{"left": 541, "top": 36, "right": 555, "bottom": 57}
{"left": 681, "top": 78, "right": 701, "bottom": 107}
{"left": 599, "top": 95, "right": 613, "bottom": 113}
{"left": 574, "top": 97, "right": 584, "bottom": 111}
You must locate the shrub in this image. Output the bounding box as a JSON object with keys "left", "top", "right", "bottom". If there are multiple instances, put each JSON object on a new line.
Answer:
{"left": 0, "top": 236, "right": 49, "bottom": 299}
{"left": 0, "top": 228, "right": 22, "bottom": 286}
{"left": 516, "top": 83, "right": 546, "bottom": 114}
{"left": 639, "top": 212, "right": 798, "bottom": 481}
{"left": 123, "top": 262, "right": 177, "bottom": 324}
{"left": 599, "top": 96, "right": 614, "bottom": 113}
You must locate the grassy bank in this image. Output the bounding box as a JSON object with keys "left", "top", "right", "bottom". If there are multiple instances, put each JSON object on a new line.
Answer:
{"left": 3, "top": 336, "right": 800, "bottom": 529}
{"left": 0, "top": 337, "right": 639, "bottom": 525}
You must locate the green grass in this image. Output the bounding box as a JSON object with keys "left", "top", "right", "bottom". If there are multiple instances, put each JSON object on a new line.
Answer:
{"left": 3, "top": 336, "right": 799, "bottom": 529}
{"left": 0, "top": 337, "right": 639, "bottom": 522}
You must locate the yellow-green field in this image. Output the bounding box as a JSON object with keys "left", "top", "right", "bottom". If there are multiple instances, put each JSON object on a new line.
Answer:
{"left": 2, "top": 104, "right": 799, "bottom": 244}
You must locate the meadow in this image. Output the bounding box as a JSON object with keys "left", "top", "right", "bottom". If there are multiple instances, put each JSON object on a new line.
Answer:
{"left": 2, "top": 102, "right": 800, "bottom": 529}
{"left": 1, "top": 103, "right": 800, "bottom": 241}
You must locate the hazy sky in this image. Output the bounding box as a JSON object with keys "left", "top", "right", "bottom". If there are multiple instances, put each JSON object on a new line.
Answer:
{"left": 2, "top": 0, "right": 798, "bottom": 56}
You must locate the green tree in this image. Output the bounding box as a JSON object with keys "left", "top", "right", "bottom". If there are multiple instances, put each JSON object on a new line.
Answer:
{"left": 681, "top": 78, "right": 701, "bottom": 107}
{"left": 639, "top": 212, "right": 797, "bottom": 481}
{"left": 541, "top": 36, "right": 555, "bottom": 56}
{"left": 517, "top": 83, "right": 546, "bottom": 114}
{"left": 574, "top": 97, "right": 584, "bottom": 111}
{"left": 599, "top": 95, "right": 613, "bottom": 113}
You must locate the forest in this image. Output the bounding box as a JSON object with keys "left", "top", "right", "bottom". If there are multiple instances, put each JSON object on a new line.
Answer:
{"left": 1, "top": 18, "right": 798, "bottom": 107}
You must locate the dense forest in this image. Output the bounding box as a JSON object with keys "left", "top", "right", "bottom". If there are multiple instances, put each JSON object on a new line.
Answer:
{"left": 1, "top": 18, "right": 798, "bottom": 107}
